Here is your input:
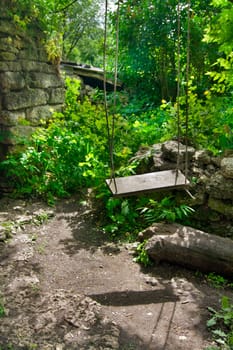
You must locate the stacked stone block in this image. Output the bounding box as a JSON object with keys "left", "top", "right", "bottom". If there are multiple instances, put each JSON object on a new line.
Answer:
{"left": 0, "top": 16, "right": 65, "bottom": 159}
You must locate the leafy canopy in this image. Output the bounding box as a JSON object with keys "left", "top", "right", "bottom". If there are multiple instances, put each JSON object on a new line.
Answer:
{"left": 204, "top": 0, "right": 233, "bottom": 90}
{"left": 7, "top": 0, "right": 103, "bottom": 63}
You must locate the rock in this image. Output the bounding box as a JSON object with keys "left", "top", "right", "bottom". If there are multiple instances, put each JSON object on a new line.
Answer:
{"left": 152, "top": 153, "right": 176, "bottom": 171}
{"left": 15, "top": 215, "right": 33, "bottom": 225}
{"left": 4, "top": 89, "right": 49, "bottom": 110}
{"left": 211, "top": 156, "right": 222, "bottom": 167}
{"left": 161, "top": 140, "right": 195, "bottom": 163}
{"left": 206, "top": 172, "right": 233, "bottom": 200}
{"left": 130, "top": 145, "right": 155, "bottom": 173}
{"left": 198, "top": 174, "right": 209, "bottom": 185}
{"left": 55, "top": 345, "right": 63, "bottom": 350}
{"left": 221, "top": 157, "right": 233, "bottom": 179}
{"left": 193, "top": 150, "right": 212, "bottom": 165}
{"left": 208, "top": 197, "right": 233, "bottom": 219}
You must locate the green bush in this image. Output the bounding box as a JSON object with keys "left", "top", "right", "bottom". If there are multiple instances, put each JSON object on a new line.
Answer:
{"left": 1, "top": 78, "right": 110, "bottom": 203}
{"left": 0, "top": 77, "right": 173, "bottom": 204}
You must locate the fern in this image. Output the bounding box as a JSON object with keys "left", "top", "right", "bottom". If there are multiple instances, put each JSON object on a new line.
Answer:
{"left": 139, "top": 196, "right": 194, "bottom": 224}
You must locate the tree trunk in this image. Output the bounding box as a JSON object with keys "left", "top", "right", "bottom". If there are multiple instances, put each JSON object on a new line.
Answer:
{"left": 143, "top": 223, "right": 233, "bottom": 277}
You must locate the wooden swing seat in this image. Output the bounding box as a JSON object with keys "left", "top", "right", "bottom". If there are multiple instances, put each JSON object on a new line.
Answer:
{"left": 106, "top": 169, "right": 189, "bottom": 197}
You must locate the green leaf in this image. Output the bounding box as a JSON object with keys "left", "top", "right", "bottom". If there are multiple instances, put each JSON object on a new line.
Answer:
{"left": 207, "top": 318, "right": 217, "bottom": 327}
{"left": 212, "top": 329, "right": 227, "bottom": 338}
{"left": 121, "top": 200, "right": 130, "bottom": 216}
{"left": 221, "top": 296, "right": 230, "bottom": 310}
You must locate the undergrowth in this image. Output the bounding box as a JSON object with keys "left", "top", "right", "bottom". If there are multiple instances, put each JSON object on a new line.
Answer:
{"left": 1, "top": 75, "right": 232, "bottom": 205}
{"left": 206, "top": 296, "right": 233, "bottom": 350}
{"left": 0, "top": 295, "right": 5, "bottom": 318}
{"left": 133, "top": 240, "right": 152, "bottom": 267}
{"left": 102, "top": 194, "right": 195, "bottom": 242}
{"left": 207, "top": 273, "right": 233, "bottom": 289}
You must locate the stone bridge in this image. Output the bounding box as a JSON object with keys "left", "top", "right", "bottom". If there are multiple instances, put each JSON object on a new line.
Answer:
{"left": 61, "top": 61, "right": 122, "bottom": 91}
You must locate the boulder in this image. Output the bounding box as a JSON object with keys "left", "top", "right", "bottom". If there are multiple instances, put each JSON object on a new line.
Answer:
{"left": 193, "top": 150, "right": 212, "bottom": 165}
{"left": 161, "top": 140, "right": 195, "bottom": 163}
{"left": 208, "top": 197, "right": 233, "bottom": 219}
{"left": 206, "top": 172, "right": 233, "bottom": 200}
{"left": 221, "top": 157, "right": 233, "bottom": 179}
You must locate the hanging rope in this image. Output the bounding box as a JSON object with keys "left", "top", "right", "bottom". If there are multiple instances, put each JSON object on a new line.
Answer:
{"left": 103, "top": 0, "right": 117, "bottom": 192}
{"left": 176, "top": 0, "right": 194, "bottom": 199}
{"left": 185, "top": 0, "right": 191, "bottom": 184}
{"left": 176, "top": 0, "right": 182, "bottom": 181}
{"left": 113, "top": 2, "right": 120, "bottom": 111}
{"left": 185, "top": 0, "right": 195, "bottom": 199}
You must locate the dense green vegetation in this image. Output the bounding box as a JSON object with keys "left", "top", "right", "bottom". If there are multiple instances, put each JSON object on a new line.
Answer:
{"left": 7, "top": 0, "right": 103, "bottom": 64}
{"left": 1, "top": 0, "right": 233, "bottom": 204}
{"left": 1, "top": 2, "right": 233, "bottom": 347}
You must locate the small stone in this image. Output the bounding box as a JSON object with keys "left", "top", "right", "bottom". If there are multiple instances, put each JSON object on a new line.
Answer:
{"left": 146, "top": 312, "right": 153, "bottom": 316}
{"left": 13, "top": 206, "right": 24, "bottom": 212}
{"left": 151, "top": 278, "right": 158, "bottom": 286}
{"left": 145, "top": 277, "right": 151, "bottom": 284}
{"left": 221, "top": 157, "right": 233, "bottom": 179}
{"left": 179, "top": 335, "right": 187, "bottom": 341}
{"left": 55, "top": 345, "right": 63, "bottom": 350}
{"left": 193, "top": 150, "right": 211, "bottom": 165}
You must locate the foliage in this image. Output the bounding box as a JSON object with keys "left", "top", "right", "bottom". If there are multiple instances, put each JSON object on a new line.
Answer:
{"left": 138, "top": 196, "right": 194, "bottom": 224}
{"left": 113, "top": 0, "right": 217, "bottom": 105}
{"left": 1, "top": 77, "right": 166, "bottom": 204}
{"left": 207, "top": 296, "right": 233, "bottom": 349}
{"left": 102, "top": 193, "right": 194, "bottom": 241}
{"left": 7, "top": 0, "right": 103, "bottom": 64}
{"left": 204, "top": 0, "right": 233, "bottom": 90}
{"left": 0, "top": 296, "right": 5, "bottom": 318}
{"left": 1, "top": 78, "right": 109, "bottom": 203}
{"left": 160, "top": 86, "right": 233, "bottom": 153}
{"left": 207, "top": 273, "right": 233, "bottom": 289}
{"left": 134, "top": 240, "right": 152, "bottom": 267}
{"left": 103, "top": 197, "right": 139, "bottom": 239}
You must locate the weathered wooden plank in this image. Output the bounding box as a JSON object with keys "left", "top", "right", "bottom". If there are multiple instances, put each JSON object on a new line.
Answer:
{"left": 106, "top": 170, "right": 189, "bottom": 196}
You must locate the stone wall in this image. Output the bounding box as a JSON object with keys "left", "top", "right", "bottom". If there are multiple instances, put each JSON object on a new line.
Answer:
{"left": 0, "top": 15, "right": 65, "bottom": 160}
{"left": 133, "top": 141, "right": 233, "bottom": 235}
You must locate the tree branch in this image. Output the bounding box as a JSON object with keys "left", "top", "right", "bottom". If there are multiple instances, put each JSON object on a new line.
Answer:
{"left": 53, "top": 0, "right": 78, "bottom": 13}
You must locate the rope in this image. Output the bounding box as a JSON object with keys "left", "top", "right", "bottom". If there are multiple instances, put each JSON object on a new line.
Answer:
{"left": 111, "top": 0, "right": 121, "bottom": 192}
{"left": 113, "top": 2, "right": 120, "bottom": 110}
{"left": 185, "top": 0, "right": 191, "bottom": 185}
{"left": 176, "top": 0, "right": 181, "bottom": 183}
{"left": 103, "top": 0, "right": 117, "bottom": 192}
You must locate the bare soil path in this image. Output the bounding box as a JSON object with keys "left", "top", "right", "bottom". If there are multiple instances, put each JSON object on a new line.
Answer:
{"left": 0, "top": 195, "right": 231, "bottom": 349}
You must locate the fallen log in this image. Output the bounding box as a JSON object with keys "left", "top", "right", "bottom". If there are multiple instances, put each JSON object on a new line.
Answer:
{"left": 143, "top": 223, "right": 233, "bottom": 277}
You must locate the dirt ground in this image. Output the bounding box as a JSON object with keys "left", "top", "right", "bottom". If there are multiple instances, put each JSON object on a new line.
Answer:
{"left": 0, "top": 194, "right": 232, "bottom": 350}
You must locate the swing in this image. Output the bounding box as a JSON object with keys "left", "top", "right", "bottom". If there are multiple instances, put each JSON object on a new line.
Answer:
{"left": 104, "top": 1, "right": 191, "bottom": 197}
{"left": 106, "top": 170, "right": 188, "bottom": 197}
